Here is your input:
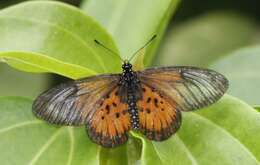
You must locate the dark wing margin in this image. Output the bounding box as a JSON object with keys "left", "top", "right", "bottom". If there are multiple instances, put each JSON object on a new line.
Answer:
{"left": 32, "top": 74, "right": 120, "bottom": 126}
{"left": 138, "top": 66, "right": 229, "bottom": 111}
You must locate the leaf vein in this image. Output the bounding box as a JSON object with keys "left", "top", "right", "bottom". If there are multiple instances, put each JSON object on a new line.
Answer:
{"left": 28, "top": 128, "right": 63, "bottom": 165}
{"left": 175, "top": 134, "right": 199, "bottom": 165}
{"left": 0, "top": 120, "right": 42, "bottom": 134}
{"left": 66, "top": 127, "right": 74, "bottom": 165}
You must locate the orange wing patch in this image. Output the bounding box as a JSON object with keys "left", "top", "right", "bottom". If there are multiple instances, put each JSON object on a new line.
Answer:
{"left": 137, "top": 85, "right": 182, "bottom": 141}
{"left": 86, "top": 88, "right": 131, "bottom": 148}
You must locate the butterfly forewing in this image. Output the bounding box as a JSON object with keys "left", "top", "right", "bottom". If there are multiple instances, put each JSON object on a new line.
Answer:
{"left": 138, "top": 66, "right": 228, "bottom": 112}
{"left": 32, "top": 74, "right": 120, "bottom": 126}
{"left": 137, "top": 84, "right": 181, "bottom": 141}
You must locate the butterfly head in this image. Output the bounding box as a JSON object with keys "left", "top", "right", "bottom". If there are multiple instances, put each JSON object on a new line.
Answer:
{"left": 122, "top": 60, "right": 132, "bottom": 72}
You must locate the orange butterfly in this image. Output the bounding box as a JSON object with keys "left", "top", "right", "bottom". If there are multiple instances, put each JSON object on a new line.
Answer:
{"left": 32, "top": 36, "right": 228, "bottom": 148}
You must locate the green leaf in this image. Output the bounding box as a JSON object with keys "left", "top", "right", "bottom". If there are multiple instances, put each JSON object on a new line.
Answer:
{"left": 0, "top": 51, "right": 97, "bottom": 79}
{"left": 81, "top": 0, "right": 180, "bottom": 65}
{"left": 210, "top": 45, "right": 260, "bottom": 105}
{"left": 99, "top": 146, "right": 128, "bottom": 165}
{"left": 136, "top": 95, "right": 260, "bottom": 165}
{"left": 1, "top": 96, "right": 260, "bottom": 164}
{"left": 0, "top": 1, "right": 121, "bottom": 78}
{"left": 1, "top": 1, "right": 259, "bottom": 165}
{"left": 0, "top": 97, "right": 100, "bottom": 165}
{"left": 0, "top": 63, "right": 49, "bottom": 98}
{"left": 255, "top": 107, "right": 260, "bottom": 112}
{"left": 155, "top": 12, "right": 257, "bottom": 67}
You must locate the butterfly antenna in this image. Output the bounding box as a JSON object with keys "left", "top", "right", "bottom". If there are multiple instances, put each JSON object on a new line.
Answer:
{"left": 128, "top": 35, "right": 157, "bottom": 62}
{"left": 94, "top": 39, "right": 123, "bottom": 62}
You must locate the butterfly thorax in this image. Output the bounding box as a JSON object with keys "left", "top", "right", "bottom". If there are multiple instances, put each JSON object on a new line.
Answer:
{"left": 118, "top": 62, "right": 141, "bottom": 130}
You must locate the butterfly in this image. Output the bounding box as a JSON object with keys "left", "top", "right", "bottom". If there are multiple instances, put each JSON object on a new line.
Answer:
{"left": 32, "top": 36, "right": 228, "bottom": 148}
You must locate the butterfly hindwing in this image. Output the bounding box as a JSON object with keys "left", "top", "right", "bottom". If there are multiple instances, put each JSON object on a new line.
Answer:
{"left": 86, "top": 87, "right": 131, "bottom": 148}
{"left": 137, "top": 84, "right": 181, "bottom": 141}
{"left": 138, "top": 66, "right": 228, "bottom": 112}
{"left": 32, "top": 74, "right": 120, "bottom": 126}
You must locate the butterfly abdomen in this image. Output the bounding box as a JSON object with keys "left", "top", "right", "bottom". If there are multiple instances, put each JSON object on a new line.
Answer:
{"left": 119, "top": 62, "right": 142, "bottom": 130}
{"left": 127, "top": 88, "right": 140, "bottom": 129}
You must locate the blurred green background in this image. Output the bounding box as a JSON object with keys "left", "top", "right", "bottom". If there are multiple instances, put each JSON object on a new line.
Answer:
{"left": 0, "top": 0, "right": 260, "bottom": 104}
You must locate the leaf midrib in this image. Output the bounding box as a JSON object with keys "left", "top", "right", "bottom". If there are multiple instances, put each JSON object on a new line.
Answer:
{"left": 0, "top": 120, "right": 42, "bottom": 134}
{"left": 28, "top": 128, "right": 64, "bottom": 165}
{"left": 0, "top": 120, "right": 76, "bottom": 165}
{"left": 175, "top": 134, "right": 199, "bottom": 165}
{"left": 66, "top": 127, "right": 74, "bottom": 165}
